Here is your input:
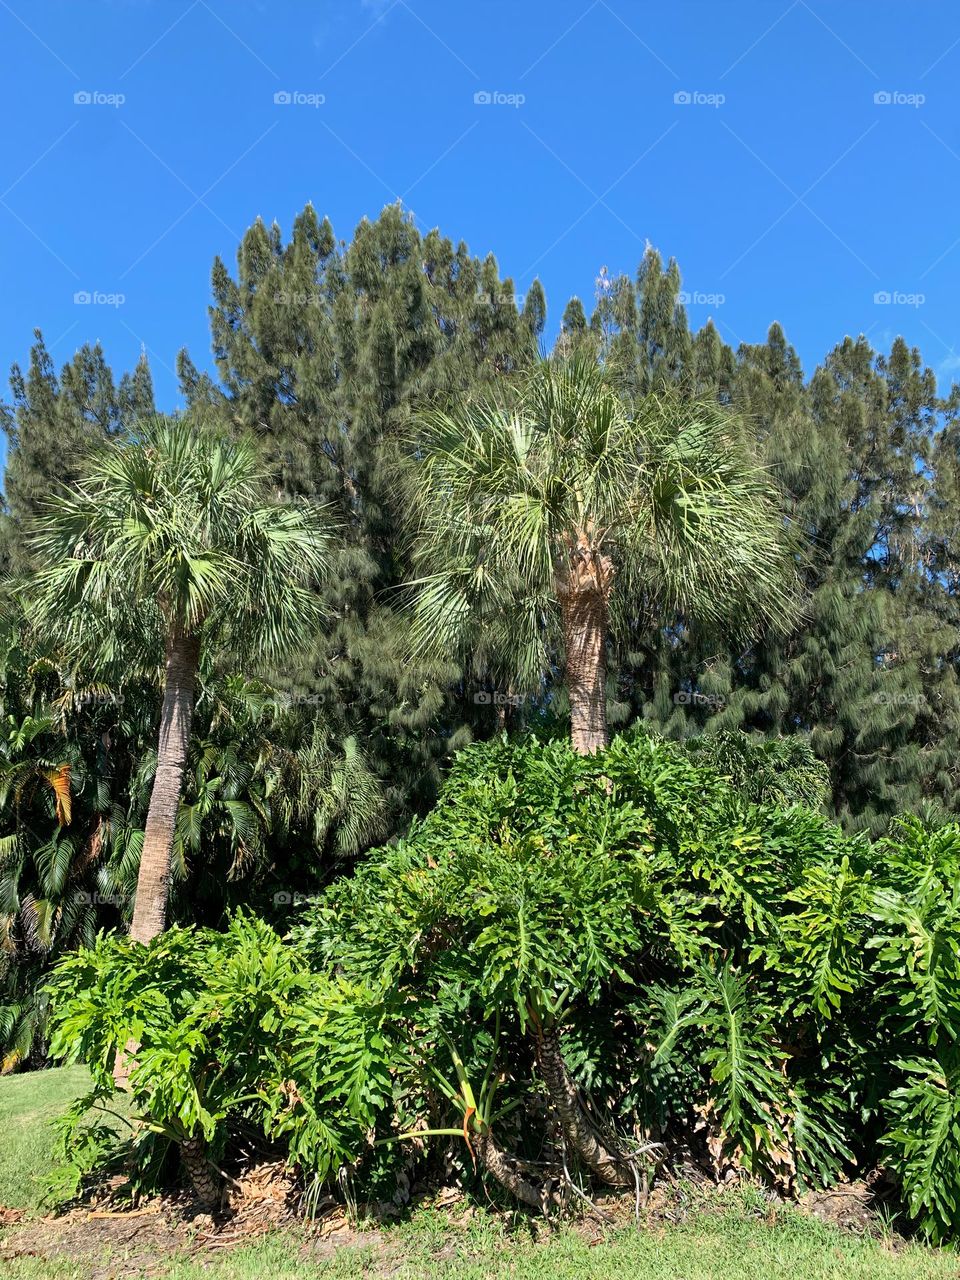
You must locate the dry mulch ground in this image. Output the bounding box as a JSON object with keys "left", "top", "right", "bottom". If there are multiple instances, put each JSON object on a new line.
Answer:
{"left": 0, "top": 1159, "right": 305, "bottom": 1278}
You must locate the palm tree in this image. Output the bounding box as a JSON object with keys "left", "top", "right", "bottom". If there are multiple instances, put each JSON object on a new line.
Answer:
{"left": 170, "top": 674, "right": 388, "bottom": 895}
{"left": 406, "top": 357, "right": 797, "bottom": 754}
{"left": 29, "top": 418, "right": 332, "bottom": 942}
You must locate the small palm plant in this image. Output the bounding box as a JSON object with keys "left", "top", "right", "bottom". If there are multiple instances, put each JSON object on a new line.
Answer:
{"left": 28, "top": 418, "right": 332, "bottom": 942}
{"left": 407, "top": 357, "right": 797, "bottom": 753}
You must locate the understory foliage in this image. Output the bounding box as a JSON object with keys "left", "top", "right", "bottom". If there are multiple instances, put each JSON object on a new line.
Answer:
{"left": 0, "top": 626, "right": 385, "bottom": 1071}
{"left": 45, "top": 730, "right": 960, "bottom": 1241}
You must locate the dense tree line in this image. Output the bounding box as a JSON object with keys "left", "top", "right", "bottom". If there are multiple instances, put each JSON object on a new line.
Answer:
{"left": 3, "top": 201, "right": 960, "bottom": 1065}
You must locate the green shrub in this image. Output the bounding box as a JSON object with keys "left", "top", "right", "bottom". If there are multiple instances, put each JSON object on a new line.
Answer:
{"left": 47, "top": 913, "right": 306, "bottom": 1203}
{"left": 43, "top": 729, "right": 960, "bottom": 1240}
{"left": 46, "top": 912, "right": 409, "bottom": 1206}
{"left": 294, "top": 730, "right": 960, "bottom": 1234}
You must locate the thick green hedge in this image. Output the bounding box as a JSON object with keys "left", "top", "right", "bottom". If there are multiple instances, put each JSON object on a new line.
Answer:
{"left": 46, "top": 729, "right": 960, "bottom": 1240}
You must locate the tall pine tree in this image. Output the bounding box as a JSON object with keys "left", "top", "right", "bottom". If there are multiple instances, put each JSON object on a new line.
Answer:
{"left": 1, "top": 333, "right": 154, "bottom": 572}
{"left": 194, "top": 202, "right": 543, "bottom": 822}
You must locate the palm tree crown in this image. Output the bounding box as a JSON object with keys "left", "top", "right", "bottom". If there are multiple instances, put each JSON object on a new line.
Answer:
{"left": 29, "top": 418, "right": 330, "bottom": 668}
{"left": 407, "top": 357, "right": 797, "bottom": 753}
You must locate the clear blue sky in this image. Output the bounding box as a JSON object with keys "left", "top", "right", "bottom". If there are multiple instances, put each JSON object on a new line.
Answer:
{"left": 2, "top": 0, "right": 959, "bottom": 469}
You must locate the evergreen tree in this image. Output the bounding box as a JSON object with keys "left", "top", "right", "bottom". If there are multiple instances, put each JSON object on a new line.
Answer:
{"left": 557, "top": 296, "right": 590, "bottom": 359}
{"left": 118, "top": 349, "right": 156, "bottom": 423}
{"left": 7, "top": 214, "right": 960, "bottom": 836}
{"left": 198, "top": 202, "right": 543, "bottom": 820}
{"left": 634, "top": 325, "right": 956, "bottom": 833}
{"left": 1, "top": 333, "right": 154, "bottom": 572}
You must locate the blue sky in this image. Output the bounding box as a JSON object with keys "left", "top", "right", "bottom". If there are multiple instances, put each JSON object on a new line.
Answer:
{"left": 2, "top": 0, "right": 959, "bottom": 472}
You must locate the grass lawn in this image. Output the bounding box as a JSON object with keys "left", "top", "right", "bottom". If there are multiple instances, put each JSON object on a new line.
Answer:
{"left": 0, "top": 1064, "right": 91, "bottom": 1210}
{"left": 6, "top": 1205, "right": 960, "bottom": 1280}
{"left": 3, "top": 1067, "right": 960, "bottom": 1280}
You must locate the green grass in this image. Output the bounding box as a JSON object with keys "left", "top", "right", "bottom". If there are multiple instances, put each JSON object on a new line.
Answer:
{"left": 5, "top": 1202, "right": 960, "bottom": 1280}
{"left": 0, "top": 1064, "right": 90, "bottom": 1209}
{"left": 2, "top": 1068, "right": 959, "bottom": 1279}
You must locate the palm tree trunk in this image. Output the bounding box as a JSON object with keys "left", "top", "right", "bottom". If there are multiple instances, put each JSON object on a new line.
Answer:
{"left": 535, "top": 1025, "right": 632, "bottom": 1186}
{"left": 179, "top": 1135, "right": 221, "bottom": 1208}
{"left": 557, "top": 538, "right": 613, "bottom": 756}
{"left": 130, "top": 630, "right": 200, "bottom": 944}
{"left": 474, "top": 1133, "right": 557, "bottom": 1212}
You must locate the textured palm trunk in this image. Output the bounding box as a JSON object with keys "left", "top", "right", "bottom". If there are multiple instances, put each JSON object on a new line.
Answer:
{"left": 557, "top": 533, "right": 614, "bottom": 756}
{"left": 474, "top": 1133, "right": 557, "bottom": 1212}
{"left": 536, "top": 1026, "right": 632, "bottom": 1186}
{"left": 130, "top": 630, "right": 200, "bottom": 944}
{"left": 179, "top": 1135, "right": 221, "bottom": 1208}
